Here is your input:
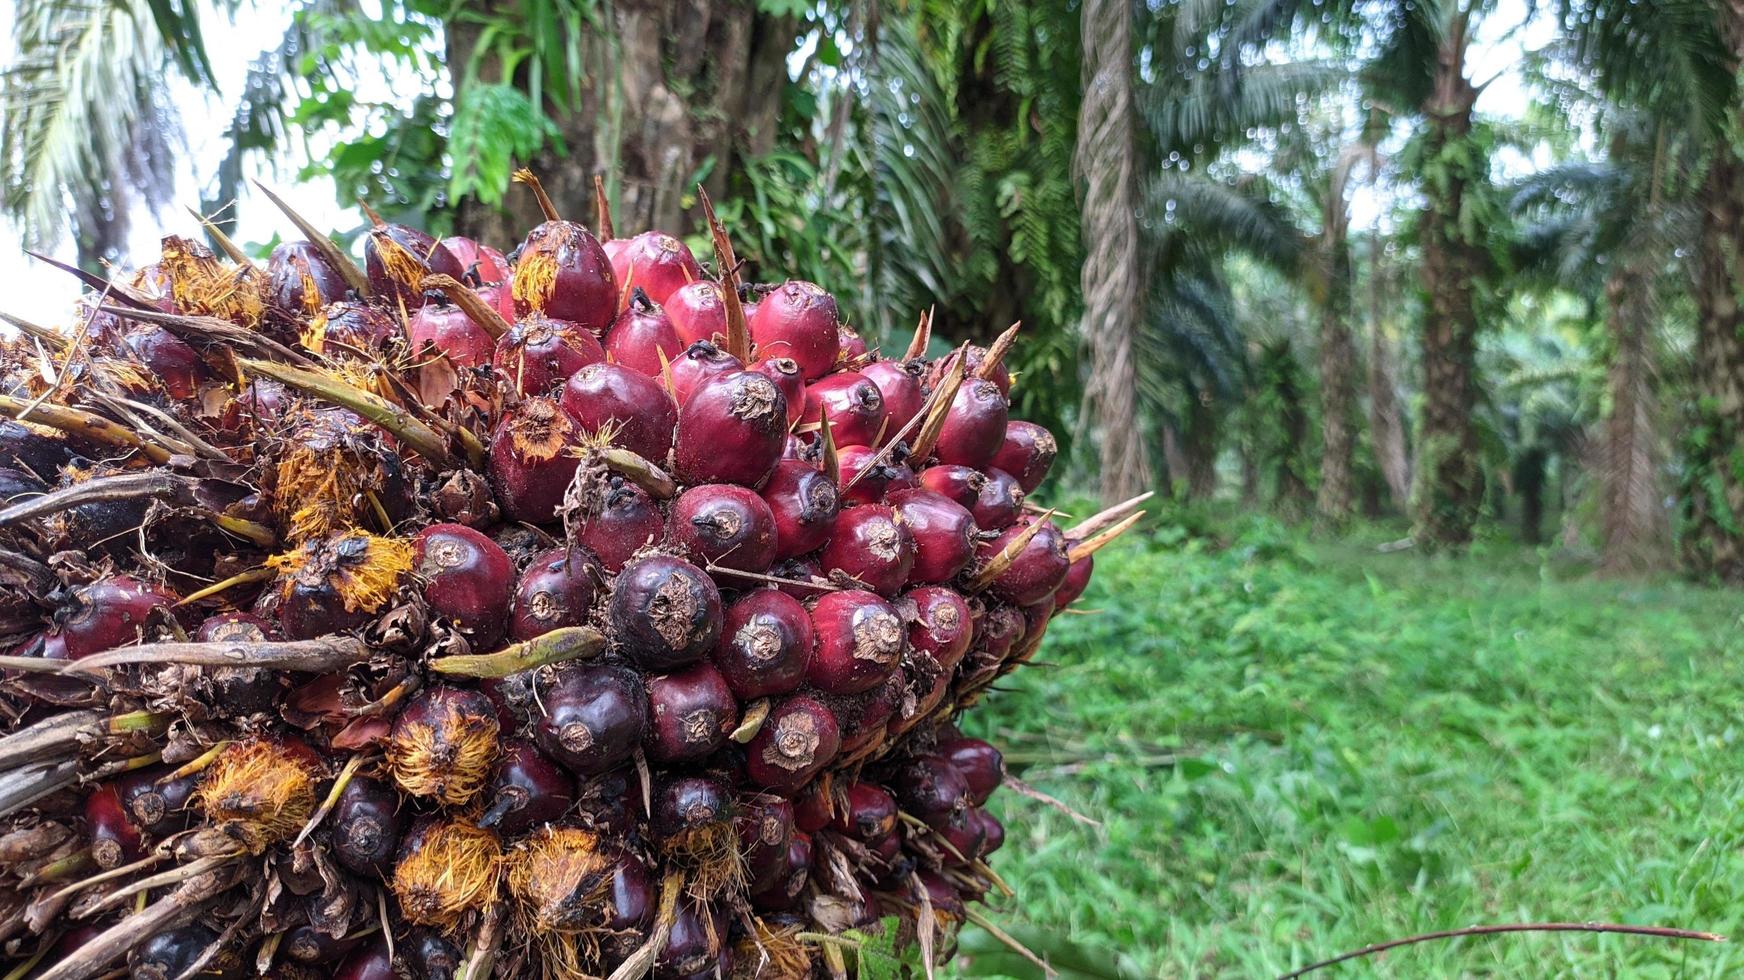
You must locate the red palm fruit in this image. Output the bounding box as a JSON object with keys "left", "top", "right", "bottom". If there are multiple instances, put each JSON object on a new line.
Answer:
{"left": 991, "top": 420, "right": 1057, "bottom": 493}
{"left": 1054, "top": 554, "right": 1094, "bottom": 609}
{"left": 802, "top": 373, "right": 887, "bottom": 448}
{"left": 669, "top": 484, "right": 778, "bottom": 577}
{"left": 441, "top": 235, "right": 509, "bottom": 284}
{"left": 750, "top": 831, "right": 812, "bottom": 911}
{"left": 334, "top": 940, "right": 396, "bottom": 980}
{"left": 918, "top": 870, "right": 967, "bottom": 918}
{"left": 759, "top": 459, "right": 839, "bottom": 559}
{"left": 608, "top": 555, "right": 722, "bottom": 671}
{"left": 745, "top": 696, "right": 841, "bottom": 793}
{"left": 560, "top": 362, "right": 678, "bottom": 463}
{"left": 665, "top": 280, "right": 729, "bottom": 346}
{"left": 332, "top": 775, "right": 401, "bottom": 876}
{"left": 917, "top": 463, "right": 984, "bottom": 509}
{"left": 904, "top": 585, "right": 973, "bottom": 669}
{"left": 480, "top": 278, "right": 516, "bottom": 322}
{"left": 387, "top": 685, "right": 501, "bottom": 806}
{"left": 510, "top": 547, "right": 600, "bottom": 642}
{"left": 668, "top": 340, "right": 744, "bottom": 406}
{"left": 673, "top": 370, "right": 788, "bottom": 488}
{"left": 644, "top": 662, "right": 738, "bottom": 762}
{"left": 714, "top": 589, "right": 813, "bottom": 699}
{"left": 902, "top": 669, "right": 954, "bottom": 739}
{"left": 752, "top": 356, "right": 807, "bottom": 428}
{"left": 86, "top": 782, "right": 144, "bottom": 867}
{"left": 604, "top": 289, "right": 684, "bottom": 376}
{"left": 839, "top": 671, "right": 904, "bottom": 755}
{"left": 974, "top": 604, "right": 1027, "bottom": 663}
{"left": 977, "top": 517, "right": 1070, "bottom": 605}
{"left": 836, "top": 444, "right": 918, "bottom": 507}
{"left": 770, "top": 556, "right": 830, "bottom": 601}
{"left": 657, "top": 900, "right": 730, "bottom": 980}
{"left": 931, "top": 344, "right": 1010, "bottom": 395}
{"left": 889, "top": 488, "right": 977, "bottom": 584}
{"left": 747, "top": 280, "right": 841, "bottom": 380}
{"left": 512, "top": 220, "right": 617, "bottom": 333}
{"left": 793, "top": 784, "right": 832, "bottom": 832}
{"left": 894, "top": 755, "right": 972, "bottom": 829}
{"left": 838, "top": 326, "right": 869, "bottom": 362}
{"left": 938, "top": 737, "right": 1003, "bottom": 806}
{"left": 129, "top": 925, "right": 220, "bottom": 980}
{"left": 488, "top": 398, "right": 581, "bottom": 524}
{"left": 932, "top": 378, "right": 1009, "bottom": 469}
{"left": 533, "top": 664, "right": 648, "bottom": 775}
{"left": 414, "top": 524, "right": 516, "bottom": 647}
{"left": 831, "top": 783, "right": 898, "bottom": 840}
{"left": 492, "top": 313, "right": 605, "bottom": 394}
{"left": 408, "top": 296, "right": 496, "bottom": 368}
{"left": 366, "top": 224, "right": 463, "bottom": 310}
{"left": 860, "top": 359, "right": 927, "bottom": 440}
{"left": 806, "top": 590, "right": 903, "bottom": 694}
{"left": 610, "top": 231, "right": 701, "bottom": 307}
{"left": 56, "top": 576, "right": 175, "bottom": 659}
{"left": 781, "top": 432, "right": 813, "bottom": 460}
{"left": 737, "top": 796, "right": 796, "bottom": 891}
{"left": 306, "top": 300, "right": 398, "bottom": 353}
{"left": 268, "top": 241, "right": 350, "bottom": 316}
{"left": 573, "top": 477, "right": 664, "bottom": 572}
{"left": 119, "top": 327, "right": 207, "bottom": 400}
{"left": 478, "top": 739, "right": 576, "bottom": 836}
{"left": 938, "top": 807, "right": 987, "bottom": 865}
{"left": 972, "top": 467, "right": 1026, "bottom": 530}
{"left": 818, "top": 506, "right": 915, "bottom": 596}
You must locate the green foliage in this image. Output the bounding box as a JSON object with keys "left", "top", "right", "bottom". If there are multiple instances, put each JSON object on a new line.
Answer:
{"left": 960, "top": 519, "right": 1744, "bottom": 976}
{"left": 447, "top": 83, "right": 562, "bottom": 206}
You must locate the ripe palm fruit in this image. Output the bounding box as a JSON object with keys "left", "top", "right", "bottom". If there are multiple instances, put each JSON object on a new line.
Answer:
{"left": 0, "top": 184, "right": 1136, "bottom": 980}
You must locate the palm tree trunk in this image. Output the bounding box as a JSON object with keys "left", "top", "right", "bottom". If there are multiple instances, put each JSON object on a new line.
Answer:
{"left": 1076, "top": 0, "right": 1150, "bottom": 504}
{"left": 1682, "top": 147, "right": 1744, "bottom": 581}
{"left": 1367, "top": 234, "right": 1412, "bottom": 512}
{"left": 444, "top": 1, "right": 794, "bottom": 245}
{"left": 1315, "top": 241, "right": 1357, "bottom": 527}
{"left": 1412, "top": 14, "right": 1486, "bottom": 548}
{"left": 1600, "top": 259, "right": 1666, "bottom": 573}
{"left": 1185, "top": 396, "right": 1219, "bottom": 500}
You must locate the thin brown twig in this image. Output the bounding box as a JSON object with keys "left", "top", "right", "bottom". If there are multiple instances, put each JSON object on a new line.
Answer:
{"left": 1277, "top": 922, "right": 1725, "bottom": 979}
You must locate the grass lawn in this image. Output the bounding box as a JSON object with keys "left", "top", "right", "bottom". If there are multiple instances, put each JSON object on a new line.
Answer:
{"left": 953, "top": 518, "right": 1744, "bottom": 978}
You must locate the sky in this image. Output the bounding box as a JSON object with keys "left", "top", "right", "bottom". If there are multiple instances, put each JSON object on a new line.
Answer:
{"left": 0, "top": 0, "right": 1559, "bottom": 328}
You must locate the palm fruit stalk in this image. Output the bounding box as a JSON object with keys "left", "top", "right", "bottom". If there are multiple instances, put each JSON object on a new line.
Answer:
{"left": 0, "top": 172, "right": 1143, "bottom": 980}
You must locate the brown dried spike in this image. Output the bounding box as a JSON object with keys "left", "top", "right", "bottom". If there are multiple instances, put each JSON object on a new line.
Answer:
{"left": 595, "top": 175, "right": 616, "bottom": 240}
{"left": 1067, "top": 511, "right": 1144, "bottom": 563}
{"left": 966, "top": 509, "right": 1056, "bottom": 593}
{"left": 976, "top": 321, "right": 1021, "bottom": 380}
{"left": 905, "top": 306, "right": 934, "bottom": 360}
{"left": 251, "top": 180, "right": 371, "bottom": 297}
{"left": 184, "top": 206, "right": 256, "bottom": 268}
{"left": 697, "top": 185, "right": 750, "bottom": 362}
{"left": 0, "top": 395, "right": 174, "bottom": 465}
{"left": 907, "top": 349, "right": 967, "bottom": 463}
{"left": 420, "top": 273, "right": 511, "bottom": 339}
{"left": 1067, "top": 491, "right": 1155, "bottom": 540}
{"left": 505, "top": 826, "right": 613, "bottom": 934}
{"left": 513, "top": 168, "right": 562, "bottom": 222}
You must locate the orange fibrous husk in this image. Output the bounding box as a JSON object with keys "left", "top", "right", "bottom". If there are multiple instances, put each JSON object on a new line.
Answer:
{"left": 272, "top": 442, "right": 370, "bottom": 543}
{"left": 90, "top": 356, "right": 159, "bottom": 395}
{"left": 385, "top": 697, "right": 499, "bottom": 806}
{"left": 392, "top": 820, "right": 502, "bottom": 933}
{"left": 505, "top": 827, "right": 619, "bottom": 975}
{"left": 665, "top": 819, "right": 746, "bottom": 900}
{"left": 193, "top": 740, "right": 318, "bottom": 853}
{"left": 266, "top": 531, "right": 413, "bottom": 615}
{"left": 732, "top": 918, "right": 813, "bottom": 980}
{"left": 298, "top": 310, "right": 333, "bottom": 355}
{"left": 371, "top": 229, "right": 434, "bottom": 295}
{"left": 507, "top": 399, "right": 575, "bottom": 463}
{"left": 159, "top": 235, "right": 265, "bottom": 326}
{"left": 511, "top": 250, "right": 559, "bottom": 314}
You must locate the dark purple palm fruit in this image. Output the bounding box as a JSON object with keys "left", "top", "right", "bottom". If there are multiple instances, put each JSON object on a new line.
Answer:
{"left": 973, "top": 604, "right": 1027, "bottom": 665}
{"left": 861, "top": 359, "right": 927, "bottom": 441}
{"left": 572, "top": 476, "right": 664, "bottom": 573}
{"left": 836, "top": 443, "right": 918, "bottom": 507}
{"left": 665, "top": 280, "right": 729, "bottom": 346}
{"left": 759, "top": 459, "right": 839, "bottom": 559}
{"left": 737, "top": 796, "right": 796, "bottom": 892}
{"left": 747, "top": 280, "right": 841, "bottom": 381}
{"left": 673, "top": 370, "right": 789, "bottom": 488}
{"left": 492, "top": 312, "right": 606, "bottom": 395}
{"left": 937, "top": 738, "right": 1003, "bottom": 806}
{"left": 803, "top": 372, "right": 887, "bottom": 448}
{"left": 598, "top": 850, "right": 657, "bottom": 963}
{"left": 608, "top": 555, "right": 722, "bottom": 671}
{"left": 512, "top": 213, "right": 617, "bottom": 334}
{"left": 407, "top": 293, "right": 498, "bottom": 368}
{"left": 0, "top": 419, "right": 79, "bottom": 480}
{"left": 971, "top": 467, "right": 1026, "bottom": 530}
{"left": 751, "top": 356, "right": 807, "bottom": 429}
{"left": 268, "top": 240, "right": 350, "bottom": 319}
{"left": 830, "top": 783, "right": 898, "bottom": 841}
{"left": 656, "top": 900, "right": 731, "bottom": 980}
{"left": 838, "top": 670, "right": 905, "bottom": 756}
{"left": 931, "top": 378, "right": 1009, "bottom": 469}
{"left": 818, "top": 505, "right": 915, "bottom": 596}
{"left": 560, "top": 362, "right": 678, "bottom": 464}
{"left": 750, "top": 831, "right": 812, "bottom": 911}
{"left": 990, "top": 420, "right": 1057, "bottom": 493}
{"left": 281, "top": 924, "right": 366, "bottom": 966}
{"left": 652, "top": 774, "right": 742, "bottom": 898}
{"left": 889, "top": 488, "right": 977, "bottom": 584}
{"left": 478, "top": 739, "right": 576, "bottom": 836}
{"left": 610, "top": 231, "right": 702, "bottom": 307}
{"left": 55, "top": 576, "right": 176, "bottom": 659}
{"left": 331, "top": 775, "right": 401, "bottom": 877}
{"left": 669, "top": 484, "right": 778, "bottom": 579}
{"left": 533, "top": 664, "right": 648, "bottom": 775}
{"left": 976, "top": 517, "right": 1071, "bottom": 605}
{"left": 268, "top": 532, "right": 410, "bottom": 640}
{"left": 806, "top": 589, "right": 903, "bottom": 694}
{"left": 918, "top": 870, "right": 968, "bottom": 922}
{"left": 644, "top": 662, "right": 738, "bottom": 763}
{"left": 403, "top": 931, "right": 463, "bottom": 980}
{"left": 509, "top": 547, "right": 600, "bottom": 642}
{"left": 975, "top": 808, "right": 1005, "bottom": 854}
{"left": 119, "top": 326, "right": 208, "bottom": 400}
{"left": 113, "top": 765, "right": 199, "bottom": 842}
{"left": 770, "top": 556, "right": 830, "bottom": 601}
{"left": 488, "top": 397, "right": 582, "bottom": 525}
{"left": 366, "top": 223, "right": 464, "bottom": 310}
{"left": 387, "top": 685, "right": 501, "bottom": 807}
{"left": 305, "top": 299, "right": 398, "bottom": 354}
{"left": 414, "top": 523, "right": 516, "bottom": 648}
{"left": 668, "top": 340, "right": 744, "bottom": 406}
{"left": 333, "top": 939, "right": 396, "bottom": 980}
{"left": 917, "top": 463, "right": 985, "bottom": 510}
{"left": 905, "top": 586, "right": 974, "bottom": 670}
{"left": 1054, "top": 553, "right": 1094, "bottom": 609}
{"left": 894, "top": 754, "right": 972, "bottom": 829}
{"left": 86, "top": 782, "right": 144, "bottom": 868}
{"left": 128, "top": 924, "right": 220, "bottom": 980}
{"left": 714, "top": 589, "right": 813, "bottom": 699}
{"left": 744, "top": 697, "right": 840, "bottom": 793}
{"left": 604, "top": 289, "right": 684, "bottom": 376}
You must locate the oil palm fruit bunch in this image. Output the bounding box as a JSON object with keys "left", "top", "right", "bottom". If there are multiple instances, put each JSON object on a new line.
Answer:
{"left": 0, "top": 172, "right": 1144, "bottom": 980}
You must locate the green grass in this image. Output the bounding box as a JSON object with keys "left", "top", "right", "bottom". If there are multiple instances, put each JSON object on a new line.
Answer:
{"left": 952, "top": 517, "right": 1744, "bottom": 978}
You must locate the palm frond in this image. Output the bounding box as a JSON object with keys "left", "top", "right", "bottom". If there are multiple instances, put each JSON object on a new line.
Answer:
{"left": 1557, "top": 0, "right": 1731, "bottom": 139}
{"left": 1145, "top": 173, "right": 1309, "bottom": 273}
